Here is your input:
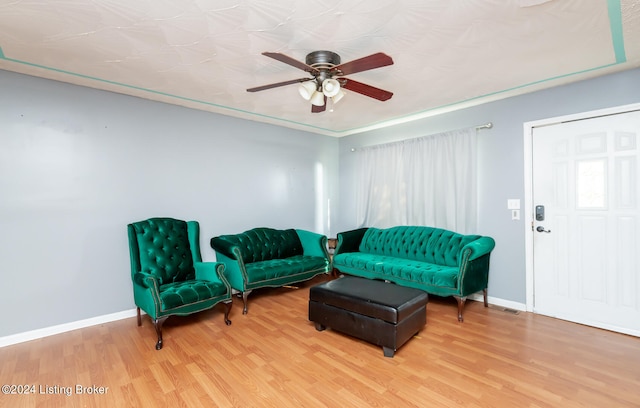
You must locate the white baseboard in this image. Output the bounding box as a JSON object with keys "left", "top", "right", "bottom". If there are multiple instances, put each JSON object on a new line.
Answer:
{"left": 468, "top": 293, "right": 527, "bottom": 311}
{"left": 1, "top": 294, "right": 526, "bottom": 348}
{"left": 0, "top": 309, "right": 139, "bottom": 348}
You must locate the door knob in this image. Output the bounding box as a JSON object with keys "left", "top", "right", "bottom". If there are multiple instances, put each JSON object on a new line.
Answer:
{"left": 536, "top": 226, "right": 551, "bottom": 233}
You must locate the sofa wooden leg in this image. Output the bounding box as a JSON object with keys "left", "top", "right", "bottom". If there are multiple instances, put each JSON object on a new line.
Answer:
{"left": 137, "top": 307, "right": 142, "bottom": 327}
{"left": 241, "top": 290, "right": 252, "bottom": 315}
{"left": 483, "top": 288, "right": 488, "bottom": 307}
{"left": 153, "top": 317, "right": 168, "bottom": 350}
{"left": 223, "top": 300, "right": 232, "bottom": 325}
{"left": 454, "top": 296, "right": 466, "bottom": 322}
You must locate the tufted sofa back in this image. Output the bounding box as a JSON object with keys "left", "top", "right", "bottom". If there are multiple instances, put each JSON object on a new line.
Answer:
{"left": 212, "top": 227, "right": 303, "bottom": 264}
{"left": 131, "top": 218, "right": 195, "bottom": 284}
{"left": 359, "top": 226, "right": 480, "bottom": 267}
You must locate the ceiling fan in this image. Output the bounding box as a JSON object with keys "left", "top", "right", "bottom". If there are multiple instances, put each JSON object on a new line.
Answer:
{"left": 247, "top": 51, "right": 394, "bottom": 113}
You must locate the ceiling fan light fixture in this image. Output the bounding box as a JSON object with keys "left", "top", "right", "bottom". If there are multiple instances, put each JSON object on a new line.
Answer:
{"left": 331, "top": 89, "right": 345, "bottom": 104}
{"left": 248, "top": 50, "right": 394, "bottom": 113}
{"left": 298, "top": 81, "right": 317, "bottom": 100}
{"left": 322, "top": 78, "right": 341, "bottom": 97}
{"left": 310, "top": 90, "right": 325, "bottom": 106}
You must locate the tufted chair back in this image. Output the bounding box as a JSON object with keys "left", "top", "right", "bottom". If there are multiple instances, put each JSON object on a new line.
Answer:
{"left": 212, "top": 227, "right": 303, "bottom": 264}
{"left": 359, "top": 226, "right": 480, "bottom": 267}
{"left": 130, "top": 218, "right": 195, "bottom": 285}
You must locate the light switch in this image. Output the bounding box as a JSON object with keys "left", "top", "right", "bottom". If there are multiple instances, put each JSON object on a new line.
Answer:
{"left": 507, "top": 199, "right": 520, "bottom": 210}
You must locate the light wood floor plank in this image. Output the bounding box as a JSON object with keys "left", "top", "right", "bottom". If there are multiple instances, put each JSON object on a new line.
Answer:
{"left": 1, "top": 274, "right": 639, "bottom": 407}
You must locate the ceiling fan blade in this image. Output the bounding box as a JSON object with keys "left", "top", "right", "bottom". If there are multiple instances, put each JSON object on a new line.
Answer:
{"left": 247, "top": 78, "right": 312, "bottom": 92}
{"left": 311, "top": 96, "right": 327, "bottom": 113}
{"left": 331, "top": 52, "right": 393, "bottom": 76}
{"left": 262, "top": 52, "right": 320, "bottom": 75}
{"left": 341, "top": 78, "right": 393, "bottom": 101}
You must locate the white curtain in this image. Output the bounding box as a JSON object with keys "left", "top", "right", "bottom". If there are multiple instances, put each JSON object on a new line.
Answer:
{"left": 355, "top": 127, "right": 477, "bottom": 233}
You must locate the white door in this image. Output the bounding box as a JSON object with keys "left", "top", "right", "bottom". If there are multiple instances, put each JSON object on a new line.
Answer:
{"left": 532, "top": 109, "right": 640, "bottom": 336}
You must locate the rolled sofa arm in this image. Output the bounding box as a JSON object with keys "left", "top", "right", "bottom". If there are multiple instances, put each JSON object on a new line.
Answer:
{"left": 457, "top": 236, "right": 496, "bottom": 297}
{"left": 210, "top": 237, "right": 238, "bottom": 260}
{"left": 462, "top": 236, "right": 496, "bottom": 261}
{"left": 295, "top": 229, "right": 329, "bottom": 259}
{"left": 335, "top": 227, "right": 369, "bottom": 255}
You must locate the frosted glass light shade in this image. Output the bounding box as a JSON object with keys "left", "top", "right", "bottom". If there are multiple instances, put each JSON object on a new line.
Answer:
{"left": 298, "top": 81, "right": 317, "bottom": 100}
{"left": 310, "top": 91, "right": 325, "bottom": 106}
{"left": 322, "top": 78, "right": 340, "bottom": 97}
{"left": 331, "top": 89, "right": 345, "bottom": 104}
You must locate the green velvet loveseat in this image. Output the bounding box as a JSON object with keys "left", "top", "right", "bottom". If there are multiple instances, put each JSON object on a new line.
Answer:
{"left": 332, "top": 226, "right": 496, "bottom": 322}
{"left": 211, "top": 227, "right": 332, "bottom": 314}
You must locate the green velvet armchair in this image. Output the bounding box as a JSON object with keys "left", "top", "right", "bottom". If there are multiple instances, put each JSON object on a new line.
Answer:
{"left": 127, "top": 218, "right": 233, "bottom": 350}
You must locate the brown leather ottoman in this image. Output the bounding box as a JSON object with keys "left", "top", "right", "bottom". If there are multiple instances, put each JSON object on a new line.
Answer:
{"left": 309, "top": 276, "right": 428, "bottom": 357}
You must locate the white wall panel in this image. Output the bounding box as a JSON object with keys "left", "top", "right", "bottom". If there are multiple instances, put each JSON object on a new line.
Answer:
{"left": 579, "top": 216, "right": 607, "bottom": 302}
{"left": 617, "top": 216, "right": 637, "bottom": 308}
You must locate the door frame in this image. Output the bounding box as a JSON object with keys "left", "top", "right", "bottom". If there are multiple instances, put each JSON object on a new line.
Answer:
{"left": 523, "top": 102, "right": 640, "bottom": 312}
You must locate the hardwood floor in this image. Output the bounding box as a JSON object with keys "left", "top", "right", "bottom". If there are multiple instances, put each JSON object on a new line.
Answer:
{"left": 1, "top": 274, "right": 639, "bottom": 407}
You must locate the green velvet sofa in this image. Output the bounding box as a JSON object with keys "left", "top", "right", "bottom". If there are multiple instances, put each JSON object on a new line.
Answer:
{"left": 332, "top": 226, "right": 496, "bottom": 322}
{"left": 210, "top": 227, "right": 332, "bottom": 314}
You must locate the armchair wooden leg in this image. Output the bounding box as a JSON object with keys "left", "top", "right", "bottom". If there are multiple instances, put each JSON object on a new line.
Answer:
{"left": 223, "top": 300, "right": 232, "bottom": 326}
{"left": 153, "top": 317, "right": 168, "bottom": 350}
{"left": 137, "top": 307, "right": 142, "bottom": 327}
{"left": 454, "top": 296, "right": 467, "bottom": 322}
{"left": 483, "top": 288, "right": 488, "bottom": 307}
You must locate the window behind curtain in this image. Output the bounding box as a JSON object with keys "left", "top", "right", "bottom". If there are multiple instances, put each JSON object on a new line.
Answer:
{"left": 355, "top": 127, "right": 477, "bottom": 233}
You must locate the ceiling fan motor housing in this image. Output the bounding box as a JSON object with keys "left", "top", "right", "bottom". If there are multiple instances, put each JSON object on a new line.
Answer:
{"left": 306, "top": 51, "right": 341, "bottom": 88}
{"left": 305, "top": 50, "right": 341, "bottom": 68}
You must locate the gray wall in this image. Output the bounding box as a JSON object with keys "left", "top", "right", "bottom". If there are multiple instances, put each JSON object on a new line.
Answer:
{"left": 336, "top": 67, "right": 640, "bottom": 304}
{"left": 2, "top": 67, "right": 638, "bottom": 338}
{"left": 0, "top": 70, "right": 339, "bottom": 337}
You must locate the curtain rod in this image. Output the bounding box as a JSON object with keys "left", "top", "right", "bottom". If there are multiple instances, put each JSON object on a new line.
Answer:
{"left": 476, "top": 122, "right": 493, "bottom": 130}
{"left": 350, "top": 122, "right": 493, "bottom": 152}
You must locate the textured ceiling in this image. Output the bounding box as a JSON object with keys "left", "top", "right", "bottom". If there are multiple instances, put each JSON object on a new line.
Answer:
{"left": 1, "top": 0, "right": 639, "bottom": 136}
